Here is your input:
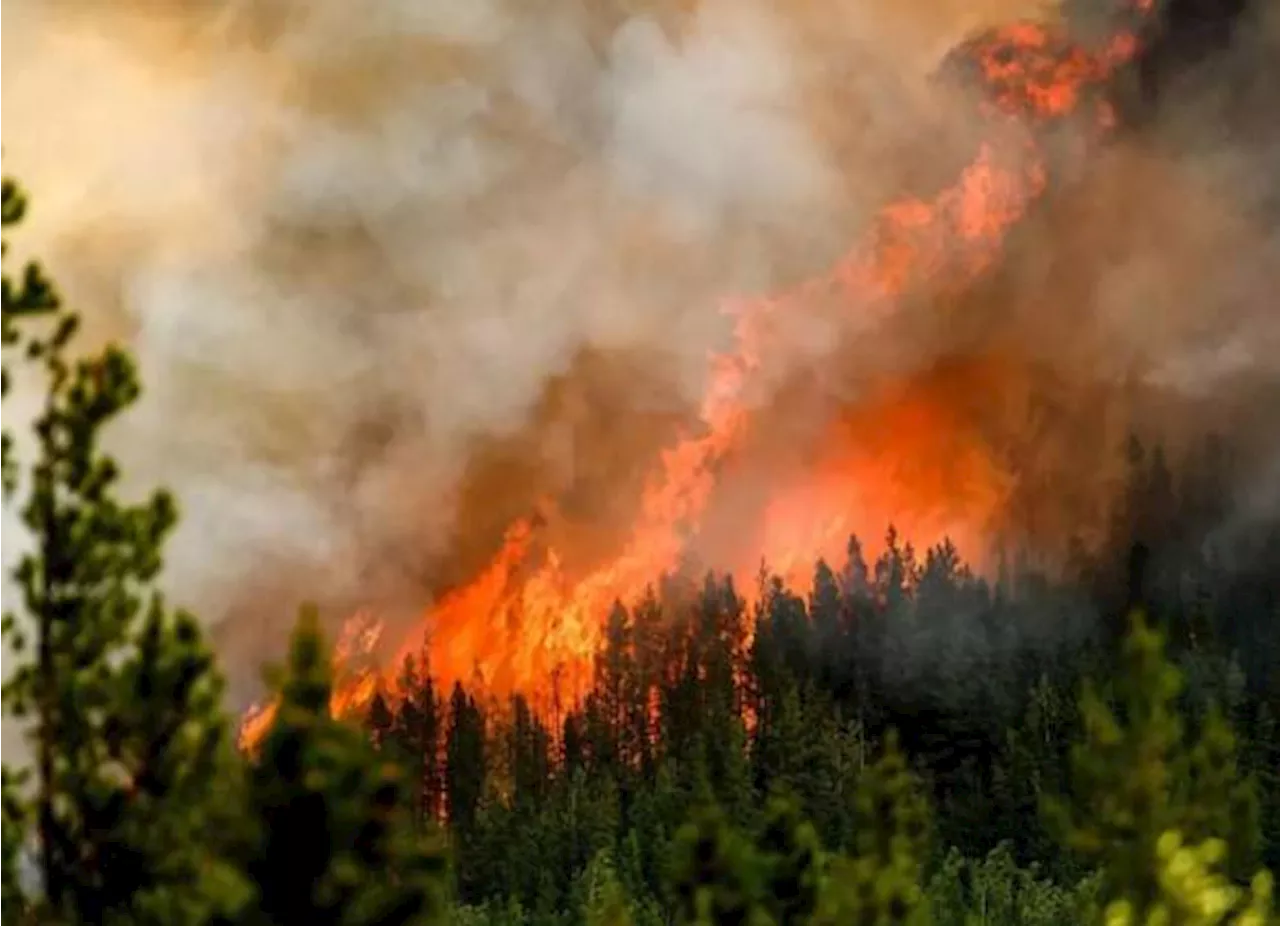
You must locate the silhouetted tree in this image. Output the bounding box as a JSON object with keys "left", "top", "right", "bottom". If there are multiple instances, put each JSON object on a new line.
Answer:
{"left": 241, "top": 607, "right": 449, "bottom": 926}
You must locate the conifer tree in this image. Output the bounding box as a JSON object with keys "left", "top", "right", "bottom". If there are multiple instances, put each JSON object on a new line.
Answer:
{"left": 368, "top": 690, "right": 396, "bottom": 751}
{"left": 670, "top": 805, "right": 770, "bottom": 926}
{"left": 851, "top": 730, "right": 930, "bottom": 875}
{"left": 1045, "top": 609, "right": 1190, "bottom": 913}
{"left": 391, "top": 652, "right": 442, "bottom": 827}
{"left": 594, "top": 602, "right": 633, "bottom": 773}
{"left": 809, "top": 561, "right": 843, "bottom": 691}
{"left": 1, "top": 175, "right": 245, "bottom": 925}
{"left": 819, "top": 729, "right": 930, "bottom": 926}
{"left": 1186, "top": 704, "right": 1261, "bottom": 882}
{"left": 1102, "top": 832, "right": 1273, "bottom": 926}
{"left": 508, "top": 695, "right": 551, "bottom": 816}
{"left": 580, "top": 850, "right": 635, "bottom": 926}
{"left": 1045, "top": 610, "right": 1270, "bottom": 921}
{"left": 577, "top": 848, "right": 664, "bottom": 926}
{"left": 446, "top": 683, "right": 486, "bottom": 835}
{"left": 755, "top": 795, "right": 826, "bottom": 926}
{"left": 240, "top": 606, "right": 449, "bottom": 926}
{"left": 626, "top": 590, "right": 664, "bottom": 779}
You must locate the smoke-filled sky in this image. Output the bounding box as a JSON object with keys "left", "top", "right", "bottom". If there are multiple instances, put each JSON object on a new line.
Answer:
{"left": 3, "top": 0, "right": 1279, "bottom": 714}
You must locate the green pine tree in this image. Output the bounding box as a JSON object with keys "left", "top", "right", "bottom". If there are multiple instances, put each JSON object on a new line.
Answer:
{"left": 579, "top": 849, "right": 656, "bottom": 926}
{"left": 1045, "top": 610, "right": 1271, "bottom": 922}
{"left": 240, "top": 606, "right": 449, "bottom": 926}
{"left": 669, "top": 805, "right": 771, "bottom": 926}
{"left": 1101, "top": 832, "right": 1273, "bottom": 926}
{"left": 1186, "top": 704, "right": 1261, "bottom": 882}
{"left": 754, "top": 795, "right": 826, "bottom": 926}
{"left": 1, "top": 175, "right": 247, "bottom": 925}
{"left": 819, "top": 729, "right": 930, "bottom": 926}
{"left": 1045, "top": 609, "right": 1191, "bottom": 912}
{"left": 582, "top": 864, "right": 632, "bottom": 926}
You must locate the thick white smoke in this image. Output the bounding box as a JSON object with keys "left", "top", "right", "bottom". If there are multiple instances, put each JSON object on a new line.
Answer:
{"left": 3, "top": 0, "right": 1279, "bottom": 729}
{"left": 2, "top": 0, "right": 1018, "bottom": 692}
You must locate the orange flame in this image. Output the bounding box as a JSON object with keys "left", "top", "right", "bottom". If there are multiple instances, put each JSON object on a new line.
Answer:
{"left": 238, "top": 10, "right": 1152, "bottom": 751}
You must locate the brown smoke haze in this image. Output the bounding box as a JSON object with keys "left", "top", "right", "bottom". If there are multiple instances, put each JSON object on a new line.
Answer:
{"left": 3, "top": 0, "right": 1279, "bottom": 714}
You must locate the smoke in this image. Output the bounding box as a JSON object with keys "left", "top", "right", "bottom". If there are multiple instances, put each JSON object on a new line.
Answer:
{"left": 0, "top": 0, "right": 977, "bottom": 672}
{"left": 3, "top": 0, "right": 1279, "bottom": 713}
{"left": 991, "top": 0, "right": 1280, "bottom": 547}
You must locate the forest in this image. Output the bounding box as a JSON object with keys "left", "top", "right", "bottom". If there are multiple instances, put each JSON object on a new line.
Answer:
{"left": 2, "top": 110, "right": 1278, "bottom": 926}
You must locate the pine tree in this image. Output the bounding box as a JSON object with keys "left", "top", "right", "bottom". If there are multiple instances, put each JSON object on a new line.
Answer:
{"left": 819, "top": 729, "right": 930, "bottom": 926}
{"left": 996, "top": 673, "right": 1076, "bottom": 873}
{"left": 1102, "top": 832, "right": 1274, "bottom": 926}
{"left": 368, "top": 691, "right": 395, "bottom": 751}
{"left": 579, "top": 850, "right": 635, "bottom": 926}
{"left": 755, "top": 795, "right": 826, "bottom": 926}
{"left": 1244, "top": 700, "right": 1280, "bottom": 872}
{"left": 578, "top": 848, "right": 664, "bottom": 926}
{"left": 2, "top": 179, "right": 70, "bottom": 924}
{"left": 809, "top": 561, "right": 843, "bottom": 692}
{"left": 509, "top": 695, "right": 551, "bottom": 816}
{"left": 1, "top": 175, "right": 246, "bottom": 925}
{"left": 1045, "top": 609, "right": 1188, "bottom": 913}
{"left": 840, "top": 535, "right": 882, "bottom": 737}
{"left": 446, "top": 683, "right": 486, "bottom": 835}
{"left": 1045, "top": 610, "right": 1270, "bottom": 921}
{"left": 1186, "top": 704, "right": 1261, "bottom": 882}
{"left": 594, "top": 602, "right": 633, "bottom": 774}
{"left": 446, "top": 682, "right": 488, "bottom": 904}
{"left": 391, "top": 652, "right": 442, "bottom": 827}
{"left": 240, "top": 606, "right": 449, "bottom": 926}
{"left": 669, "top": 805, "right": 770, "bottom": 926}
{"left": 626, "top": 589, "right": 664, "bottom": 780}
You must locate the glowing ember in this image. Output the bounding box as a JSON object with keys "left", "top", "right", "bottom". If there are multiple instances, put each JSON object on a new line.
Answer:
{"left": 239, "top": 9, "right": 1152, "bottom": 751}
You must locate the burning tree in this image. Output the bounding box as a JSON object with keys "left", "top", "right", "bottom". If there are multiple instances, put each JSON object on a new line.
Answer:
{"left": 236, "top": 0, "right": 1166, "bottom": 753}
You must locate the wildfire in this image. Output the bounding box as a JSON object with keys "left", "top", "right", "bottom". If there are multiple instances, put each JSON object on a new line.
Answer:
{"left": 239, "top": 5, "right": 1153, "bottom": 751}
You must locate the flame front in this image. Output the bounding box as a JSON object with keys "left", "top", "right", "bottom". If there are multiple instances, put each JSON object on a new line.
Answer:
{"left": 239, "top": 8, "right": 1153, "bottom": 750}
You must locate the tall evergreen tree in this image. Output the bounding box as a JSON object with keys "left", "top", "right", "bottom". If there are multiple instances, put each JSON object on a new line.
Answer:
{"left": 594, "top": 602, "right": 633, "bottom": 775}
{"left": 1, "top": 175, "right": 245, "bottom": 925}
{"left": 391, "top": 652, "right": 442, "bottom": 827}
{"left": 240, "top": 607, "right": 449, "bottom": 926}
{"left": 368, "top": 691, "right": 396, "bottom": 751}
{"left": 820, "top": 729, "right": 931, "bottom": 926}
{"left": 1186, "top": 704, "right": 1261, "bottom": 882}
{"left": 509, "top": 695, "right": 551, "bottom": 816}
{"left": 754, "top": 796, "right": 826, "bottom": 926}
{"left": 1046, "top": 610, "right": 1268, "bottom": 920}
{"left": 578, "top": 850, "right": 637, "bottom": 926}
{"left": 670, "top": 805, "right": 770, "bottom": 926}
{"left": 1103, "top": 832, "right": 1273, "bottom": 926}
{"left": 446, "top": 683, "right": 487, "bottom": 836}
